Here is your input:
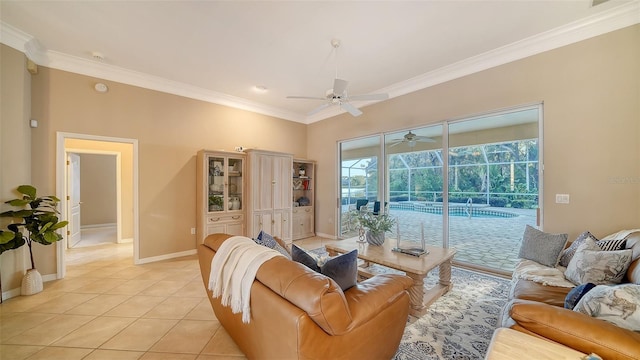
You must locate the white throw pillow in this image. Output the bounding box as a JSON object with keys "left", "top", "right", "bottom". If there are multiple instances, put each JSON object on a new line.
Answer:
{"left": 573, "top": 284, "right": 640, "bottom": 331}
{"left": 564, "top": 237, "right": 632, "bottom": 285}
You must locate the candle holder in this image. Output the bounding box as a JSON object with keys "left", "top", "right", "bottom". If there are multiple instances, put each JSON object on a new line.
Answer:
{"left": 357, "top": 226, "right": 366, "bottom": 243}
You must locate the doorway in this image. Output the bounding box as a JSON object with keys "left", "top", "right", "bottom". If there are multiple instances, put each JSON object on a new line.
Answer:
{"left": 56, "top": 132, "right": 139, "bottom": 278}
{"left": 67, "top": 152, "right": 120, "bottom": 248}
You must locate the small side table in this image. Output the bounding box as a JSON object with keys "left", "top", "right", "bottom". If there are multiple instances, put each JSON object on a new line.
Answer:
{"left": 485, "top": 328, "right": 586, "bottom": 360}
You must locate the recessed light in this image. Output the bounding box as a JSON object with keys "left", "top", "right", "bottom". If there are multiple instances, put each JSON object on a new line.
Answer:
{"left": 253, "top": 85, "right": 268, "bottom": 93}
{"left": 94, "top": 82, "right": 109, "bottom": 93}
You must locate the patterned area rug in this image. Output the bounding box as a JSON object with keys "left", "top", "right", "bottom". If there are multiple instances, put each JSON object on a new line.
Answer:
{"left": 394, "top": 267, "right": 510, "bottom": 360}
{"left": 308, "top": 248, "right": 510, "bottom": 359}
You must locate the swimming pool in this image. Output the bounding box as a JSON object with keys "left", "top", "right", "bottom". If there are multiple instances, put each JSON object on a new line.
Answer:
{"left": 389, "top": 202, "right": 518, "bottom": 218}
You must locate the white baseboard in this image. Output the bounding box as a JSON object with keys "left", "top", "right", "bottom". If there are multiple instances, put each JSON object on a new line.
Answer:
{"left": 81, "top": 223, "right": 116, "bottom": 229}
{"left": 1, "top": 287, "right": 21, "bottom": 302}
{"left": 118, "top": 238, "right": 133, "bottom": 244}
{"left": 135, "top": 249, "right": 197, "bottom": 265}
{"left": 315, "top": 232, "right": 337, "bottom": 240}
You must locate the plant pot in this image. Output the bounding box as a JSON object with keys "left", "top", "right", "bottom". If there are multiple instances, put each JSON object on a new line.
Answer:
{"left": 21, "top": 268, "right": 43, "bottom": 295}
{"left": 366, "top": 231, "right": 385, "bottom": 246}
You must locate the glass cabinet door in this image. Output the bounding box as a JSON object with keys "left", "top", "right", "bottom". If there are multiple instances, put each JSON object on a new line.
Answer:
{"left": 227, "top": 157, "right": 243, "bottom": 212}
{"left": 208, "top": 156, "right": 225, "bottom": 212}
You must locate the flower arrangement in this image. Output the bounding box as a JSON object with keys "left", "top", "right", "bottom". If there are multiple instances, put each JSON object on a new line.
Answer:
{"left": 355, "top": 210, "right": 396, "bottom": 234}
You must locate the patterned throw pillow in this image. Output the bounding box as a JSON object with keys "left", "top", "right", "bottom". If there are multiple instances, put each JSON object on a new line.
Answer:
{"left": 518, "top": 225, "right": 568, "bottom": 267}
{"left": 559, "top": 232, "right": 627, "bottom": 267}
{"left": 255, "top": 231, "right": 291, "bottom": 259}
{"left": 573, "top": 284, "right": 640, "bottom": 331}
{"left": 292, "top": 245, "right": 358, "bottom": 291}
{"left": 564, "top": 238, "right": 633, "bottom": 285}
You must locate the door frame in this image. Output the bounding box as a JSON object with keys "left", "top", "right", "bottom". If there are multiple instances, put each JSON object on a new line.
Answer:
{"left": 66, "top": 150, "right": 122, "bottom": 247}
{"left": 56, "top": 132, "right": 139, "bottom": 278}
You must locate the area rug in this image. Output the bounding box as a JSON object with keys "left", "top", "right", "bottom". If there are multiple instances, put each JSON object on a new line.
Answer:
{"left": 309, "top": 247, "right": 510, "bottom": 359}
{"left": 394, "top": 267, "right": 510, "bottom": 360}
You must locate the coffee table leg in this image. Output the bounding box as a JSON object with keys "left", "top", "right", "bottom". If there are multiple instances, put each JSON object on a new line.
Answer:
{"left": 406, "top": 272, "right": 427, "bottom": 317}
{"left": 439, "top": 260, "right": 453, "bottom": 290}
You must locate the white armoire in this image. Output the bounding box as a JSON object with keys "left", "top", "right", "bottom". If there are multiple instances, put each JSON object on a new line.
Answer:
{"left": 246, "top": 150, "right": 293, "bottom": 245}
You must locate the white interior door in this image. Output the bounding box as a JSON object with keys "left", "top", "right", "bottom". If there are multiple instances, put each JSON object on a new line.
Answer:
{"left": 68, "top": 153, "right": 82, "bottom": 248}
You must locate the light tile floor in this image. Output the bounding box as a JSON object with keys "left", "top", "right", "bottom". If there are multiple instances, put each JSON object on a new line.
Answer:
{"left": 0, "top": 241, "right": 251, "bottom": 360}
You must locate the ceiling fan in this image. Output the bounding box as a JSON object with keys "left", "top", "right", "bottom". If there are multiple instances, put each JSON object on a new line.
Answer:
{"left": 287, "top": 39, "right": 389, "bottom": 117}
{"left": 388, "top": 131, "right": 436, "bottom": 148}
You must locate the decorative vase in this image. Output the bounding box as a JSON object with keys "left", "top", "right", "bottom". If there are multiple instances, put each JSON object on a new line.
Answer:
{"left": 231, "top": 197, "right": 240, "bottom": 210}
{"left": 366, "top": 230, "right": 385, "bottom": 246}
{"left": 21, "top": 268, "right": 43, "bottom": 295}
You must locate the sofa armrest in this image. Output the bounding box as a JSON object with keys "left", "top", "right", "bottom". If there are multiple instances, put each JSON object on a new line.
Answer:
{"left": 343, "top": 274, "right": 413, "bottom": 329}
{"left": 506, "top": 299, "right": 640, "bottom": 360}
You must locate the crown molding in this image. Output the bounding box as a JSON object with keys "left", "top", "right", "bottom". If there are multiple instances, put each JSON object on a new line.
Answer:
{"left": 376, "top": 1, "right": 640, "bottom": 101}
{"left": 2, "top": 1, "right": 638, "bottom": 124}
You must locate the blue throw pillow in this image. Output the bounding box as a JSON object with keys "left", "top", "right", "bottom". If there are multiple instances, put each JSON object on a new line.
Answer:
{"left": 320, "top": 249, "right": 358, "bottom": 291}
{"left": 291, "top": 245, "right": 358, "bottom": 291}
{"left": 564, "top": 283, "right": 597, "bottom": 309}
{"left": 291, "top": 244, "right": 321, "bottom": 272}
{"left": 255, "top": 231, "right": 290, "bottom": 259}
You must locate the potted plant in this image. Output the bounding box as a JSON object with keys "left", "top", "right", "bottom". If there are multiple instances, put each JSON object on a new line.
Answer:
{"left": 0, "top": 185, "right": 68, "bottom": 295}
{"left": 355, "top": 210, "right": 396, "bottom": 246}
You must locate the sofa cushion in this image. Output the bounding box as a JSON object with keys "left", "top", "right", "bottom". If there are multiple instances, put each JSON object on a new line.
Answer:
{"left": 573, "top": 284, "right": 640, "bottom": 331}
{"left": 292, "top": 245, "right": 358, "bottom": 291}
{"left": 255, "top": 231, "right": 290, "bottom": 259}
{"left": 564, "top": 238, "right": 633, "bottom": 285}
{"left": 510, "top": 278, "right": 572, "bottom": 307}
{"left": 559, "top": 232, "right": 627, "bottom": 267}
{"left": 518, "top": 225, "right": 568, "bottom": 267}
{"left": 564, "top": 283, "right": 596, "bottom": 309}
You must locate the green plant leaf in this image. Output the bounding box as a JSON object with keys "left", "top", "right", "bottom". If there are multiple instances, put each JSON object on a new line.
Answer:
{"left": 17, "top": 185, "right": 36, "bottom": 199}
{"left": 5, "top": 199, "right": 30, "bottom": 207}
{"left": 49, "top": 221, "right": 68, "bottom": 230}
{"left": 42, "top": 231, "right": 62, "bottom": 244}
{"left": 0, "top": 230, "right": 16, "bottom": 244}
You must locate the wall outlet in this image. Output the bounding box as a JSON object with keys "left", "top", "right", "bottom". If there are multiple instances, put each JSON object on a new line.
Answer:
{"left": 555, "top": 194, "right": 570, "bottom": 204}
{"left": 190, "top": 227, "right": 196, "bottom": 235}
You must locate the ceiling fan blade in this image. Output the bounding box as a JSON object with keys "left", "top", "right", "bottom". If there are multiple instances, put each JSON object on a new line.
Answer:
{"left": 341, "top": 102, "right": 362, "bottom": 117}
{"left": 388, "top": 141, "right": 403, "bottom": 148}
{"left": 348, "top": 93, "right": 389, "bottom": 101}
{"left": 333, "top": 78, "right": 348, "bottom": 96}
{"left": 286, "top": 96, "right": 326, "bottom": 100}
{"left": 308, "top": 103, "right": 331, "bottom": 116}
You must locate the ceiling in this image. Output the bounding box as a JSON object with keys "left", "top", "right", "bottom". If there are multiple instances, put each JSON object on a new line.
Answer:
{"left": 1, "top": 1, "right": 637, "bottom": 124}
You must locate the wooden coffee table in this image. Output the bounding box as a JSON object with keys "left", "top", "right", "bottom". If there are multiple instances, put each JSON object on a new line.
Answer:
{"left": 325, "top": 237, "right": 456, "bottom": 317}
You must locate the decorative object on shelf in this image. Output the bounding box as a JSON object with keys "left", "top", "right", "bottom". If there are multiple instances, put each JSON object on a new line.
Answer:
{"left": 355, "top": 210, "right": 396, "bottom": 246}
{"left": 0, "top": 185, "right": 68, "bottom": 297}
{"left": 293, "top": 179, "right": 303, "bottom": 190}
{"left": 231, "top": 197, "right": 241, "bottom": 210}
{"left": 229, "top": 183, "right": 237, "bottom": 193}
{"left": 298, "top": 164, "right": 306, "bottom": 177}
{"left": 303, "top": 179, "right": 309, "bottom": 190}
{"left": 209, "top": 195, "right": 223, "bottom": 211}
{"left": 297, "top": 196, "right": 310, "bottom": 206}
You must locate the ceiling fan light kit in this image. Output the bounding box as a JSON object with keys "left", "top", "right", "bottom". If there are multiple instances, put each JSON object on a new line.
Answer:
{"left": 287, "top": 39, "right": 388, "bottom": 117}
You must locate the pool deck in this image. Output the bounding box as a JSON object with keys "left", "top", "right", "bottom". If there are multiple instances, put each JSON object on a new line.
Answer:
{"left": 342, "top": 206, "right": 536, "bottom": 273}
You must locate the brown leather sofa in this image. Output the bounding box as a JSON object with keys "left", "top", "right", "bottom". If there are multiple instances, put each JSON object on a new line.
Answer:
{"left": 198, "top": 233, "right": 414, "bottom": 360}
{"left": 501, "top": 231, "right": 640, "bottom": 360}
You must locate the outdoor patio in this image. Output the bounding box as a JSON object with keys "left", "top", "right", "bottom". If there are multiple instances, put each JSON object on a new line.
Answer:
{"left": 342, "top": 205, "right": 537, "bottom": 273}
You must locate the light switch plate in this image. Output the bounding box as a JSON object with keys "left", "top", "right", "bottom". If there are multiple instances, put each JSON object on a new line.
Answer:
{"left": 555, "top": 194, "right": 570, "bottom": 204}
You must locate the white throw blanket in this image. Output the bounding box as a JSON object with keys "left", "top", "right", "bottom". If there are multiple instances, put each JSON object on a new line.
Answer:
{"left": 208, "top": 236, "right": 283, "bottom": 323}
{"left": 513, "top": 259, "right": 575, "bottom": 288}
{"left": 601, "top": 229, "right": 640, "bottom": 241}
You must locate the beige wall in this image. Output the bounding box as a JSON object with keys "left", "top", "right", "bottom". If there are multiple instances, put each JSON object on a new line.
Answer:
{"left": 79, "top": 153, "right": 117, "bottom": 226}
{"left": 29, "top": 68, "right": 307, "bottom": 274}
{"left": 0, "top": 45, "right": 32, "bottom": 293}
{"left": 308, "top": 25, "right": 640, "bottom": 240}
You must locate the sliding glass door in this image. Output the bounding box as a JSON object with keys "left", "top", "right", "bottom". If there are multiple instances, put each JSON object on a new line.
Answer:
{"left": 448, "top": 107, "right": 540, "bottom": 272}
{"left": 339, "top": 135, "right": 381, "bottom": 238}
{"left": 337, "top": 105, "right": 541, "bottom": 274}
{"left": 384, "top": 125, "right": 444, "bottom": 247}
